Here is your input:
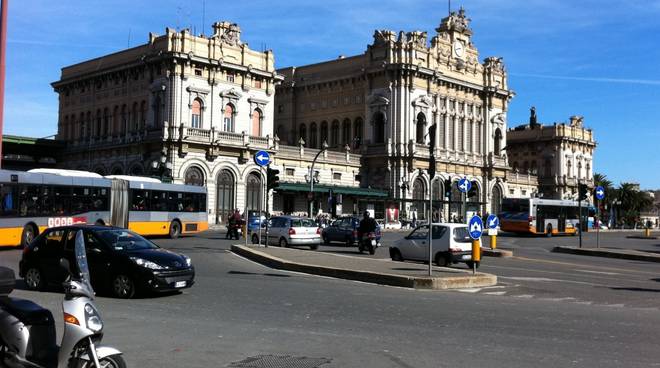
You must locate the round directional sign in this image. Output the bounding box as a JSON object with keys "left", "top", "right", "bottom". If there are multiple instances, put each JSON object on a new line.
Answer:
{"left": 468, "top": 215, "right": 483, "bottom": 240}
{"left": 254, "top": 150, "right": 271, "bottom": 167}
{"left": 458, "top": 177, "right": 471, "bottom": 193}
{"left": 486, "top": 214, "right": 499, "bottom": 229}
{"left": 595, "top": 186, "right": 605, "bottom": 201}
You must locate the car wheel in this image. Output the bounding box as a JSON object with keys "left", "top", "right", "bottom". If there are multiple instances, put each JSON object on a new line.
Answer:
{"left": 21, "top": 224, "right": 37, "bottom": 248}
{"left": 390, "top": 248, "right": 403, "bottom": 261}
{"left": 252, "top": 234, "right": 259, "bottom": 245}
{"left": 310, "top": 243, "right": 319, "bottom": 250}
{"left": 95, "top": 220, "right": 105, "bottom": 226}
{"left": 435, "top": 252, "right": 451, "bottom": 267}
{"left": 112, "top": 274, "right": 136, "bottom": 299}
{"left": 279, "top": 238, "right": 288, "bottom": 248}
{"left": 546, "top": 224, "right": 553, "bottom": 238}
{"left": 323, "top": 235, "right": 330, "bottom": 245}
{"left": 24, "top": 267, "right": 45, "bottom": 291}
{"left": 169, "top": 220, "right": 182, "bottom": 239}
{"left": 368, "top": 246, "right": 375, "bottom": 255}
{"left": 345, "top": 236, "right": 353, "bottom": 247}
{"left": 465, "top": 261, "right": 480, "bottom": 269}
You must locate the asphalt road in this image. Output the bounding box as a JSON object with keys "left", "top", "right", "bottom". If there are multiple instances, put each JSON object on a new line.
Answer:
{"left": 1, "top": 230, "right": 659, "bottom": 368}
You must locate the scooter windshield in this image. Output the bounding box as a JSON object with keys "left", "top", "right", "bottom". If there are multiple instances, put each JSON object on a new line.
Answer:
{"left": 74, "top": 230, "right": 94, "bottom": 293}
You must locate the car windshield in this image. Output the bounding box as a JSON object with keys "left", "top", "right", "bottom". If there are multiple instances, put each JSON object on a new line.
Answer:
{"left": 96, "top": 230, "right": 159, "bottom": 251}
{"left": 292, "top": 219, "right": 316, "bottom": 227}
{"left": 453, "top": 227, "right": 472, "bottom": 243}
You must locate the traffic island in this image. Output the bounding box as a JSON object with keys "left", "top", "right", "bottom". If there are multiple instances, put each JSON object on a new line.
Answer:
{"left": 481, "top": 248, "right": 514, "bottom": 258}
{"left": 552, "top": 246, "right": 660, "bottom": 263}
{"left": 231, "top": 245, "right": 497, "bottom": 290}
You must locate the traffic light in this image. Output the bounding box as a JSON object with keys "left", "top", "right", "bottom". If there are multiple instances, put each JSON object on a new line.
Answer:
{"left": 267, "top": 167, "right": 280, "bottom": 190}
{"left": 468, "top": 181, "right": 478, "bottom": 198}
{"left": 428, "top": 124, "right": 437, "bottom": 179}
{"left": 578, "top": 183, "right": 588, "bottom": 201}
{"left": 444, "top": 179, "right": 452, "bottom": 199}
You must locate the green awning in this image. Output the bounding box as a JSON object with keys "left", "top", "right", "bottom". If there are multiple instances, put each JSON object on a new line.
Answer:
{"left": 275, "top": 182, "right": 389, "bottom": 198}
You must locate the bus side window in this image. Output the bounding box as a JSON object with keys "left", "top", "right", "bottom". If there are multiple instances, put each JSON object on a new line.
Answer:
{"left": 19, "top": 185, "right": 42, "bottom": 217}
{"left": 0, "top": 184, "right": 17, "bottom": 217}
{"left": 71, "top": 187, "right": 90, "bottom": 215}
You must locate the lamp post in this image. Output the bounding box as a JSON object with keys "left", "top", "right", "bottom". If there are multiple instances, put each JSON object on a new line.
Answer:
{"left": 151, "top": 149, "right": 172, "bottom": 182}
{"left": 306, "top": 141, "right": 329, "bottom": 218}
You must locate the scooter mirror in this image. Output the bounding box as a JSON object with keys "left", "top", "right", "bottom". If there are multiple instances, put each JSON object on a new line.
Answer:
{"left": 59, "top": 258, "right": 71, "bottom": 275}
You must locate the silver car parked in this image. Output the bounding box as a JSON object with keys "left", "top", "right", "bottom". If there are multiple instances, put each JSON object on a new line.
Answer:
{"left": 261, "top": 216, "right": 321, "bottom": 249}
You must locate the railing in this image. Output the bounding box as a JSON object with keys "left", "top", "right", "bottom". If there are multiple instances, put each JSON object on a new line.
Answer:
{"left": 276, "top": 144, "right": 362, "bottom": 166}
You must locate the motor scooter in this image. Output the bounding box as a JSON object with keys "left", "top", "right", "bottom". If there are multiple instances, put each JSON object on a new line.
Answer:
{"left": 0, "top": 230, "right": 126, "bottom": 368}
{"left": 357, "top": 232, "right": 380, "bottom": 255}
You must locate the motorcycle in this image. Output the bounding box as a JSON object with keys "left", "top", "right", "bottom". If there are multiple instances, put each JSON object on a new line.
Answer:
{"left": 0, "top": 230, "right": 126, "bottom": 368}
{"left": 357, "top": 232, "right": 380, "bottom": 255}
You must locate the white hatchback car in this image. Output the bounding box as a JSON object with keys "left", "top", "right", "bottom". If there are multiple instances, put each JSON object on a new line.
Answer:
{"left": 261, "top": 216, "right": 321, "bottom": 249}
{"left": 389, "top": 223, "right": 477, "bottom": 268}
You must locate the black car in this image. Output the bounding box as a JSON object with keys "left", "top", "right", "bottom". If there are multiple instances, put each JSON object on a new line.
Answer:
{"left": 321, "top": 216, "right": 382, "bottom": 246}
{"left": 19, "top": 225, "right": 194, "bottom": 299}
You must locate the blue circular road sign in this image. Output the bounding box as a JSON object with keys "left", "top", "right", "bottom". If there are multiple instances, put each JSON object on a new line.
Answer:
{"left": 468, "top": 215, "right": 483, "bottom": 240}
{"left": 254, "top": 150, "right": 271, "bottom": 167}
{"left": 595, "top": 186, "right": 605, "bottom": 201}
{"left": 458, "top": 177, "right": 471, "bottom": 193}
{"left": 486, "top": 214, "right": 499, "bottom": 229}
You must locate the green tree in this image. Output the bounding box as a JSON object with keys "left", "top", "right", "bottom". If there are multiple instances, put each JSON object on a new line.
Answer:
{"left": 615, "top": 183, "right": 653, "bottom": 227}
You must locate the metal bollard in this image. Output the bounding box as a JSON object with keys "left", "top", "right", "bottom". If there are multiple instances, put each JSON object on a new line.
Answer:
{"left": 490, "top": 235, "right": 497, "bottom": 250}
{"left": 472, "top": 239, "right": 481, "bottom": 274}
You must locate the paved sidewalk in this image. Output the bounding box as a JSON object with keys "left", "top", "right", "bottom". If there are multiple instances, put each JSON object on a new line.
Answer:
{"left": 231, "top": 245, "right": 497, "bottom": 290}
{"left": 553, "top": 246, "right": 660, "bottom": 263}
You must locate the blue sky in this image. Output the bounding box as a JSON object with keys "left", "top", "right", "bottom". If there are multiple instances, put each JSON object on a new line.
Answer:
{"left": 5, "top": 0, "right": 660, "bottom": 188}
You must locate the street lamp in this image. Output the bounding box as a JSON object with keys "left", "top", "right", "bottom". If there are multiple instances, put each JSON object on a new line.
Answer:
{"left": 151, "top": 149, "right": 172, "bottom": 182}
{"left": 307, "top": 140, "right": 329, "bottom": 218}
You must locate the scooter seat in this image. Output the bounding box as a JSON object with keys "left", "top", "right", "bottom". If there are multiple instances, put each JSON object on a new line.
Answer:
{"left": 0, "top": 297, "right": 54, "bottom": 326}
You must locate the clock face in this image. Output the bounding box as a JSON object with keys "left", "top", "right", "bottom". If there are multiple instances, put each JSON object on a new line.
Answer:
{"left": 453, "top": 41, "right": 464, "bottom": 58}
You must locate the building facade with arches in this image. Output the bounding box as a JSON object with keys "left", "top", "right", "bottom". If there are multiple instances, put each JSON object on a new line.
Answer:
{"left": 52, "top": 21, "right": 284, "bottom": 224}
{"left": 274, "top": 9, "right": 515, "bottom": 220}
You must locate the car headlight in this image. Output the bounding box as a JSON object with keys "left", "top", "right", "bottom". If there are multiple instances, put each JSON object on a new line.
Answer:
{"left": 84, "top": 303, "right": 103, "bottom": 333}
{"left": 183, "top": 255, "right": 192, "bottom": 267}
{"left": 130, "top": 257, "right": 165, "bottom": 270}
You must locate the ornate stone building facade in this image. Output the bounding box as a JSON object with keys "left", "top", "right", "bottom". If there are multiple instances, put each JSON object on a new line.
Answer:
{"left": 506, "top": 109, "right": 596, "bottom": 200}
{"left": 52, "top": 22, "right": 286, "bottom": 224}
{"left": 275, "top": 9, "right": 514, "bottom": 219}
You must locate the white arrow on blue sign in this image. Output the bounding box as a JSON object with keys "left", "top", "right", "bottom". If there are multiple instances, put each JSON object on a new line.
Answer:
{"left": 468, "top": 215, "right": 483, "bottom": 240}
{"left": 595, "top": 186, "right": 605, "bottom": 200}
{"left": 458, "top": 177, "right": 471, "bottom": 193}
{"left": 254, "top": 150, "right": 271, "bottom": 166}
{"left": 487, "top": 214, "right": 499, "bottom": 229}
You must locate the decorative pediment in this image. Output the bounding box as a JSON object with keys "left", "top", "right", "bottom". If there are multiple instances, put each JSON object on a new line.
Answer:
{"left": 412, "top": 95, "right": 433, "bottom": 109}
{"left": 220, "top": 88, "right": 243, "bottom": 100}
{"left": 367, "top": 93, "right": 390, "bottom": 107}
{"left": 186, "top": 86, "right": 210, "bottom": 95}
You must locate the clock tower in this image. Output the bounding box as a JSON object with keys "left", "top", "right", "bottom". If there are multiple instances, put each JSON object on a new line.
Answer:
{"left": 433, "top": 7, "right": 475, "bottom": 64}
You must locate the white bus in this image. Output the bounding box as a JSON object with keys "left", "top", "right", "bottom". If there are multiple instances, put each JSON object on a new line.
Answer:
{"left": 0, "top": 169, "right": 207, "bottom": 247}
{"left": 499, "top": 197, "right": 581, "bottom": 236}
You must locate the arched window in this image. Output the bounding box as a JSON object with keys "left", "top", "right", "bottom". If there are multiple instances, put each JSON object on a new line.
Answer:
{"left": 251, "top": 109, "right": 262, "bottom": 136}
{"left": 299, "top": 123, "right": 307, "bottom": 144}
{"left": 310, "top": 123, "right": 318, "bottom": 148}
{"left": 120, "top": 105, "right": 127, "bottom": 134}
{"left": 95, "top": 110, "right": 102, "bottom": 138}
{"left": 103, "top": 108, "right": 109, "bottom": 136}
{"left": 184, "top": 166, "right": 205, "bottom": 186}
{"left": 567, "top": 160, "right": 572, "bottom": 177}
{"left": 544, "top": 159, "right": 552, "bottom": 177}
{"left": 223, "top": 104, "right": 235, "bottom": 132}
{"left": 79, "top": 112, "right": 85, "bottom": 139}
{"left": 416, "top": 112, "right": 426, "bottom": 144}
{"left": 191, "top": 99, "right": 202, "bottom": 128}
{"left": 530, "top": 161, "right": 538, "bottom": 175}
{"left": 129, "top": 164, "right": 143, "bottom": 176}
{"left": 373, "top": 112, "right": 386, "bottom": 144}
{"left": 331, "top": 120, "right": 340, "bottom": 147}
{"left": 450, "top": 180, "right": 463, "bottom": 220}
{"left": 494, "top": 128, "right": 502, "bottom": 154}
{"left": 276, "top": 124, "right": 286, "bottom": 142}
{"left": 412, "top": 178, "right": 425, "bottom": 200}
{"left": 586, "top": 163, "right": 591, "bottom": 179}
{"left": 140, "top": 101, "right": 146, "bottom": 130}
{"left": 523, "top": 161, "right": 529, "bottom": 174}
{"left": 491, "top": 186, "right": 502, "bottom": 215}
{"left": 578, "top": 162, "right": 582, "bottom": 179}
{"left": 448, "top": 117, "right": 455, "bottom": 150}
{"left": 112, "top": 106, "right": 119, "bottom": 135}
{"left": 353, "top": 118, "right": 363, "bottom": 148}
{"left": 342, "top": 118, "right": 351, "bottom": 146}
{"left": 131, "top": 102, "right": 138, "bottom": 131}
{"left": 111, "top": 167, "right": 123, "bottom": 175}
{"left": 86, "top": 111, "right": 92, "bottom": 138}
{"left": 216, "top": 170, "right": 235, "bottom": 224}
{"left": 320, "top": 121, "right": 329, "bottom": 147}
{"left": 246, "top": 173, "right": 262, "bottom": 212}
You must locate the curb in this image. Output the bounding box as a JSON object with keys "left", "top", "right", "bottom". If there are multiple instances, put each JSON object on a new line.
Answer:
{"left": 231, "top": 245, "right": 497, "bottom": 290}
{"left": 481, "top": 248, "right": 513, "bottom": 258}
{"left": 552, "top": 246, "right": 660, "bottom": 263}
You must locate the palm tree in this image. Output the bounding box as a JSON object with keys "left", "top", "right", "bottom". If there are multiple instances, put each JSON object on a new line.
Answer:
{"left": 615, "top": 183, "right": 653, "bottom": 227}
{"left": 593, "top": 173, "right": 614, "bottom": 226}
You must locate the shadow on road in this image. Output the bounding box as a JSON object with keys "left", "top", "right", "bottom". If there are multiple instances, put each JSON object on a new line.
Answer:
{"left": 610, "top": 287, "right": 660, "bottom": 293}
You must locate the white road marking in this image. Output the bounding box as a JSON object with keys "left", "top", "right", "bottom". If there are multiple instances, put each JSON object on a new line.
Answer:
{"left": 574, "top": 269, "right": 621, "bottom": 276}
{"left": 484, "top": 291, "right": 507, "bottom": 296}
{"left": 514, "top": 294, "right": 534, "bottom": 299}
{"left": 456, "top": 288, "right": 482, "bottom": 293}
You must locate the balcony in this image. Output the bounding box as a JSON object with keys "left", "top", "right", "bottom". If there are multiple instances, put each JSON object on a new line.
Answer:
{"left": 167, "top": 124, "right": 272, "bottom": 150}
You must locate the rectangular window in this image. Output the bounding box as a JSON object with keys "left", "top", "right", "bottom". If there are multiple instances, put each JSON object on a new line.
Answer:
{"left": 151, "top": 191, "right": 168, "bottom": 211}
{"left": 333, "top": 173, "right": 342, "bottom": 180}
{"left": 194, "top": 69, "right": 202, "bottom": 76}
{"left": 0, "top": 184, "right": 18, "bottom": 217}
{"left": 226, "top": 72, "right": 235, "bottom": 83}
{"left": 254, "top": 78, "right": 262, "bottom": 88}
{"left": 285, "top": 168, "right": 295, "bottom": 176}
{"left": 130, "top": 189, "right": 150, "bottom": 211}
{"left": 223, "top": 117, "right": 233, "bottom": 132}
{"left": 191, "top": 114, "right": 201, "bottom": 129}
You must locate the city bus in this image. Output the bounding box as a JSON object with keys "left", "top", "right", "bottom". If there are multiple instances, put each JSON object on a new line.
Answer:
{"left": 0, "top": 169, "right": 208, "bottom": 247}
{"left": 498, "top": 197, "right": 581, "bottom": 236}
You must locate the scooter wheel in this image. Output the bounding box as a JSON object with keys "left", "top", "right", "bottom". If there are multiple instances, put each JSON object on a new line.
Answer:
{"left": 369, "top": 246, "right": 375, "bottom": 255}
{"left": 79, "top": 354, "right": 127, "bottom": 368}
